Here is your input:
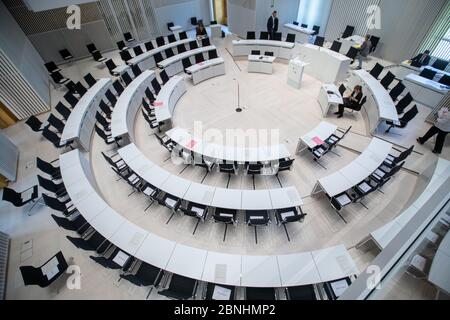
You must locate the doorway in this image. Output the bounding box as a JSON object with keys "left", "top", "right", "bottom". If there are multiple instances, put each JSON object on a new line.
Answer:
{"left": 213, "top": 0, "right": 227, "bottom": 26}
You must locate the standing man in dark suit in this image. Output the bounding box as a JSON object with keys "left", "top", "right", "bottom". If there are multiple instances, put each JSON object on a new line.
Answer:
{"left": 267, "top": 11, "right": 278, "bottom": 40}
{"left": 410, "top": 50, "right": 431, "bottom": 68}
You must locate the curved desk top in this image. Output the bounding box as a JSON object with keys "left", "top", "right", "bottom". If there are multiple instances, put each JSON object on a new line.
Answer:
{"left": 284, "top": 23, "right": 315, "bottom": 35}
{"left": 232, "top": 39, "right": 295, "bottom": 49}
{"left": 185, "top": 57, "right": 225, "bottom": 74}
{"left": 60, "top": 148, "right": 358, "bottom": 287}
{"left": 166, "top": 127, "right": 291, "bottom": 164}
{"left": 301, "top": 43, "right": 351, "bottom": 62}
{"left": 61, "top": 78, "right": 111, "bottom": 149}
{"left": 128, "top": 38, "right": 194, "bottom": 66}
{"left": 111, "top": 70, "right": 155, "bottom": 140}
{"left": 315, "top": 138, "right": 392, "bottom": 197}
{"left": 153, "top": 76, "right": 186, "bottom": 123}
{"left": 157, "top": 45, "right": 216, "bottom": 69}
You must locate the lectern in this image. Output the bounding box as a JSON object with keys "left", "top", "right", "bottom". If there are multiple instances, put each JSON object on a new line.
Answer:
{"left": 287, "top": 57, "right": 308, "bottom": 89}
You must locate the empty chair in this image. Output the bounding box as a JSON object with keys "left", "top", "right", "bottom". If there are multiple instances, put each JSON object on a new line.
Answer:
{"left": 385, "top": 105, "right": 419, "bottom": 133}
{"left": 2, "top": 186, "right": 39, "bottom": 214}
{"left": 99, "top": 100, "right": 113, "bottom": 117}
{"left": 142, "top": 109, "right": 159, "bottom": 130}
{"left": 286, "top": 33, "right": 296, "bottom": 43}
{"left": 369, "top": 63, "right": 384, "bottom": 79}
{"left": 96, "top": 112, "right": 111, "bottom": 131}
{"left": 208, "top": 49, "right": 218, "bottom": 60}
{"left": 113, "top": 80, "right": 125, "bottom": 96}
{"left": 293, "top": 21, "right": 299, "bottom": 26}
{"left": 439, "top": 74, "right": 450, "bottom": 86}
{"left": 180, "top": 202, "right": 208, "bottom": 235}
{"left": 51, "top": 214, "right": 88, "bottom": 234}
{"left": 36, "top": 157, "right": 61, "bottom": 181}
{"left": 75, "top": 81, "right": 87, "bottom": 97}
{"left": 47, "top": 114, "right": 65, "bottom": 134}
{"left": 195, "top": 53, "right": 205, "bottom": 64}
{"left": 369, "top": 36, "right": 380, "bottom": 53}
{"left": 20, "top": 252, "right": 68, "bottom": 288}
{"left": 176, "top": 44, "right": 186, "bottom": 54}
{"left": 189, "top": 40, "right": 198, "bottom": 50}
{"left": 389, "top": 82, "right": 405, "bottom": 102}
{"left": 83, "top": 73, "right": 97, "bottom": 88}
{"left": 314, "top": 36, "right": 325, "bottom": 47}
{"left": 273, "top": 32, "right": 282, "bottom": 41}
{"left": 286, "top": 285, "right": 318, "bottom": 300}
{"left": 164, "top": 48, "right": 175, "bottom": 59}
{"left": 123, "top": 32, "right": 134, "bottom": 42}
{"left": 245, "top": 210, "right": 270, "bottom": 244}
{"left": 66, "top": 231, "right": 110, "bottom": 254}
{"left": 42, "top": 193, "right": 76, "bottom": 217}
{"left": 55, "top": 102, "right": 71, "bottom": 120}
{"left": 265, "top": 51, "right": 274, "bottom": 57}
{"left": 59, "top": 49, "right": 73, "bottom": 61}
{"left": 395, "top": 93, "right": 413, "bottom": 115}
{"left": 122, "top": 72, "right": 134, "bottom": 86}
{"left": 383, "top": 146, "right": 414, "bottom": 168}
{"left": 151, "top": 78, "right": 161, "bottom": 94}
{"left": 190, "top": 17, "right": 198, "bottom": 26}
{"left": 182, "top": 57, "right": 192, "bottom": 71}
{"left": 131, "top": 64, "right": 142, "bottom": 78}
{"left": 275, "top": 207, "right": 307, "bottom": 241}
{"left": 210, "top": 20, "right": 217, "bottom": 25}
{"left": 50, "top": 71, "right": 69, "bottom": 85}
{"left": 246, "top": 287, "right": 277, "bottom": 300}
{"left": 179, "top": 31, "right": 188, "bottom": 40}
{"left": 330, "top": 41, "right": 342, "bottom": 53}
{"left": 42, "top": 127, "right": 72, "bottom": 149}
{"left": 301, "top": 24, "right": 308, "bottom": 28}
{"left": 105, "top": 89, "right": 117, "bottom": 106}
{"left": 201, "top": 37, "right": 211, "bottom": 47}
{"left": 65, "top": 80, "right": 77, "bottom": 95}
{"left": 116, "top": 40, "right": 128, "bottom": 51}
{"left": 95, "top": 125, "right": 120, "bottom": 146}
{"left": 105, "top": 59, "right": 119, "bottom": 76}
{"left": 133, "top": 45, "right": 143, "bottom": 56}
{"left": 419, "top": 68, "right": 437, "bottom": 80}
{"left": 44, "top": 61, "right": 60, "bottom": 73}
{"left": 89, "top": 247, "right": 133, "bottom": 270}
{"left": 246, "top": 31, "right": 256, "bottom": 40}
{"left": 155, "top": 134, "right": 175, "bottom": 152}
{"left": 432, "top": 59, "right": 449, "bottom": 71}
{"left": 342, "top": 25, "right": 355, "bottom": 39}
{"left": 380, "top": 71, "right": 396, "bottom": 89}
{"left": 86, "top": 43, "right": 98, "bottom": 54}
{"left": 158, "top": 274, "right": 197, "bottom": 300}
{"left": 145, "top": 87, "right": 156, "bottom": 103}
{"left": 120, "top": 261, "right": 163, "bottom": 290}
{"left": 260, "top": 31, "right": 269, "bottom": 40}
{"left": 346, "top": 47, "right": 358, "bottom": 62}
{"left": 156, "top": 36, "right": 165, "bottom": 47}
{"left": 167, "top": 22, "right": 175, "bottom": 31}
{"left": 213, "top": 208, "right": 237, "bottom": 242}
{"left": 153, "top": 52, "right": 164, "bottom": 64}
{"left": 144, "top": 41, "right": 154, "bottom": 51}
{"left": 101, "top": 151, "right": 127, "bottom": 174}
{"left": 64, "top": 92, "right": 79, "bottom": 108}
{"left": 167, "top": 34, "right": 177, "bottom": 43}
{"left": 159, "top": 70, "right": 170, "bottom": 85}
{"left": 120, "top": 50, "right": 133, "bottom": 64}
{"left": 251, "top": 50, "right": 260, "bottom": 55}
{"left": 92, "top": 51, "right": 107, "bottom": 63}
{"left": 312, "top": 25, "right": 320, "bottom": 35}
{"left": 25, "top": 116, "right": 45, "bottom": 132}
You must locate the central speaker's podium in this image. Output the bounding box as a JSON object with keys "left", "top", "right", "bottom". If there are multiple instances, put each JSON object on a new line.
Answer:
{"left": 287, "top": 57, "right": 308, "bottom": 89}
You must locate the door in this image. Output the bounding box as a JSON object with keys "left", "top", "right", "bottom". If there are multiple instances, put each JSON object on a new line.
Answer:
{"left": 214, "top": 0, "right": 227, "bottom": 26}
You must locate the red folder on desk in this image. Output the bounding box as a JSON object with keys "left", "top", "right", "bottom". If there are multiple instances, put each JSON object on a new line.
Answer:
{"left": 312, "top": 136, "right": 324, "bottom": 145}
{"left": 154, "top": 101, "right": 164, "bottom": 107}
{"left": 186, "top": 139, "right": 197, "bottom": 148}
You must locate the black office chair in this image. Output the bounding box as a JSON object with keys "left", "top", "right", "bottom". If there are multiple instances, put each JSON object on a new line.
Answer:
{"left": 120, "top": 260, "right": 164, "bottom": 291}
{"left": 156, "top": 36, "right": 165, "bottom": 47}
{"left": 346, "top": 47, "right": 358, "bottom": 62}
{"left": 293, "top": 21, "right": 299, "bottom": 26}
{"left": 251, "top": 50, "right": 260, "bottom": 55}
{"left": 122, "top": 72, "right": 134, "bottom": 86}
{"left": 201, "top": 37, "right": 211, "bottom": 47}
{"left": 189, "top": 40, "right": 199, "bottom": 50}
{"left": 312, "top": 25, "right": 320, "bottom": 36}
{"left": 208, "top": 49, "right": 218, "bottom": 60}
{"left": 245, "top": 162, "right": 263, "bottom": 189}
{"left": 369, "top": 36, "right": 380, "bottom": 53}
{"left": 432, "top": 59, "right": 449, "bottom": 71}
{"left": 66, "top": 232, "right": 111, "bottom": 254}
{"left": 47, "top": 113, "right": 65, "bottom": 134}
{"left": 286, "top": 33, "right": 296, "bottom": 43}
{"left": 96, "top": 112, "right": 111, "bottom": 131}
{"left": 74, "top": 81, "right": 87, "bottom": 97}
{"left": 92, "top": 52, "right": 107, "bottom": 64}
{"left": 383, "top": 146, "right": 414, "bottom": 169}
{"left": 51, "top": 214, "right": 88, "bottom": 234}
{"left": 265, "top": 51, "right": 274, "bottom": 57}
{"left": 50, "top": 71, "right": 69, "bottom": 85}
{"left": 2, "top": 186, "right": 40, "bottom": 215}
{"left": 195, "top": 53, "right": 205, "bottom": 64}
{"left": 314, "top": 36, "right": 325, "bottom": 47}
{"left": 59, "top": 49, "right": 73, "bottom": 61}
{"left": 440, "top": 74, "right": 450, "bottom": 86}
{"left": 210, "top": 20, "right": 217, "bottom": 25}
{"left": 385, "top": 105, "right": 419, "bottom": 134}
{"left": 95, "top": 125, "right": 121, "bottom": 146}
{"left": 120, "top": 50, "right": 133, "bottom": 64}
{"left": 159, "top": 274, "right": 197, "bottom": 300}
{"left": 246, "top": 287, "right": 277, "bottom": 300}
{"left": 369, "top": 63, "right": 384, "bottom": 79}
{"left": 116, "top": 40, "right": 128, "bottom": 51}
{"left": 213, "top": 208, "right": 237, "bottom": 242}
{"left": 182, "top": 57, "right": 192, "bottom": 72}
{"left": 179, "top": 31, "right": 188, "bottom": 40}
{"left": 145, "top": 41, "right": 154, "bottom": 52}
{"left": 286, "top": 285, "right": 317, "bottom": 300}
{"left": 105, "top": 89, "right": 117, "bottom": 106}
{"left": 246, "top": 31, "right": 256, "bottom": 40}
{"left": 131, "top": 64, "right": 142, "bottom": 78}
{"left": 419, "top": 68, "right": 437, "bottom": 80}
{"left": 25, "top": 116, "right": 45, "bottom": 132}
{"left": 165, "top": 48, "right": 175, "bottom": 59}
{"left": 330, "top": 41, "right": 342, "bottom": 53}
{"left": 145, "top": 87, "right": 156, "bottom": 103}
{"left": 160, "top": 70, "right": 170, "bottom": 85}
{"left": 84, "top": 73, "right": 97, "bottom": 88}
{"left": 36, "top": 157, "right": 61, "bottom": 181}
{"left": 275, "top": 207, "right": 306, "bottom": 241}
{"left": 37, "top": 174, "right": 67, "bottom": 199}
{"left": 167, "top": 34, "right": 177, "bottom": 43}
{"left": 389, "top": 82, "right": 405, "bottom": 102}
{"left": 180, "top": 202, "right": 208, "bottom": 235}
{"left": 395, "top": 93, "right": 413, "bottom": 115}
{"left": 133, "top": 45, "right": 143, "bottom": 56}
{"left": 301, "top": 24, "right": 308, "bottom": 28}
{"left": 151, "top": 78, "right": 161, "bottom": 94}
{"left": 42, "top": 127, "right": 72, "bottom": 150}
{"left": 245, "top": 210, "right": 270, "bottom": 244}
{"left": 44, "top": 61, "right": 60, "bottom": 74}
{"left": 20, "top": 252, "right": 68, "bottom": 288}
{"left": 64, "top": 81, "right": 77, "bottom": 96}
{"left": 177, "top": 44, "right": 187, "bottom": 54}
{"left": 339, "top": 84, "right": 347, "bottom": 96}
{"left": 155, "top": 134, "right": 175, "bottom": 152}
{"left": 123, "top": 32, "right": 134, "bottom": 42}
{"left": 380, "top": 71, "right": 396, "bottom": 89}
{"left": 342, "top": 25, "right": 355, "bottom": 39}
{"left": 273, "top": 32, "right": 282, "bottom": 41}
{"left": 42, "top": 193, "right": 76, "bottom": 217}
{"left": 153, "top": 52, "right": 164, "bottom": 65}
{"left": 90, "top": 247, "right": 133, "bottom": 270}
{"left": 86, "top": 43, "right": 98, "bottom": 54}
{"left": 105, "top": 59, "right": 119, "bottom": 76}
{"left": 260, "top": 31, "right": 269, "bottom": 40}
{"left": 113, "top": 80, "right": 125, "bottom": 96}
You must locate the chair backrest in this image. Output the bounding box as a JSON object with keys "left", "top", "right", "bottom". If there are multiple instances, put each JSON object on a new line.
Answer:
{"left": 202, "top": 37, "right": 211, "bottom": 47}
{"left": 124, "top": 32, "right": 133, "bottom": 41}
{"left": 167, "top": 22, "right": 174, "bottom": 30}
{"left": 419, "top": 68, "right": 437, "bottom": 80}
{"left": 165, "top": 48, "right": 175, "bottom": 58}
{"left": 440, "top": 74, "right": 450, "bottom": 86}
{"left": 50, "top": 71, "right": 65, "bottom": 83}
{"left": 342, "top": 25, "right": 355, "bottom": 38}
{"left": 37, "top": 174, "right": 58, "bottom": 194}
{"left": 122, "top": 72, "right": 133, "bottom": 86}
{"left": 177, "top": 44, "right": 186, "bottom": 54}
{"left": 278, "top": 159, "right": 294, "bottom": 171}
{"left": 400, "top": 105, "right": 419, "bottom": 125}
{"left": 265, "top": 51, "right": 274, "bottom": 57}
{"left": 116, "top": 40, "right": 126, "bottom": 50}
{"left": 64, "top": 92, "right": 79, "bottom": 108}
{"left": 160, "top": 70, "right": 170, "bottom": 84}
{"left": 286, "top": 33, "right": 296, "bottom": 43}
{"left": 120, "top": 50, "right": 133, "bottom": 63}
{"left": 36, "top": 157, "right": 58, "bottom": 176}
{"left": 105, "top": 59, "right": 117, "bottom": 72}
{"left": 195, "top": 53, "right": 204, "bottom": 64}
{"left": 113, "top": 80, "right": 124, "bottom": 95}
{"left": 95, "top": 112, "right": 109, "bottom": 129}
{"left": 179, "top": 31, "right": 188, "bottom": 40}
{"left": 55, "top": 102, "right": 71, "bottom": 120}
{"left": 369, "top": 63, "right": 384, "bottom": 79}
{"left": 43, "top": 193, "right": 66, "bottom": 212}
{"left": 156, "top": 36, "right": 165, "bottom": 47}
{"left": 59, "top": 49, "right": 72, "bottom": 60}
{"left": 210, "top": 20, "right": 217, "bottom": 25}
{"left": 154, "top": 52, "right": 164, "bottom": 64}
{"left": 151, "top": 79, "right": 161, "bottom": 95}
{"left": 145, "top": 87, "right": 155, "bottom": 101}
{"left": 145, "top": 41, "right": 154, "bottom": 51}
{"left": 293, "top": 21, "right": 299, "bottom": 26}
{"left": 131, "top": 64, "right": 142, "bottom": 78}
{"left": 189, "top": 40, "right": 199, "bottom": 50}
{"left": 2, "top": 187, "right": 22, "bottom": 206}
{"left": 182, "top": 57, "right": 192, "bottom": 69}
{"left": 47, "top": 114, "right": 65, "bottom": 133}
{"left": 314, "top": 36, "right": 324, "bottom": 47}
{"left": 25, "top": 116, "right": 43, "bottom": 132}
{"left": 432, "top": 59, "right": 449, "bottom": 71}
{"left": 44, "top": 61, "right": 59, "bottom": 73}
{"left": 168, "top": 34, "right": 177, "bottom": 43}
{"left": 301, "top": 24, "right": 308, "bottom": 28}
{"left": 105, "top": 89, "right": 117, "bottom": 106}
{"left": 84, "top": 73, "right": 97, "bottom": 88}
{"left": 369, "top": 36, "right": 380, "bottom": 52}
{"left": 338, "top": 84, "right": 346, "bottom": 96}
{"left": 273, "top": 32, "right": 282, "bottom": 41}
{"left": 346, "top": 46, "right": 358, "bottom": 60}
{"left": 133, "top": 45, "right": 143, "bottom": 56}
{"left": 75, "top": 81, "right": 87, "bottom": 96}
{"left": 330, "top": 41, "right": 342, "bottom": 53}
{"left": 396, "top": 93, "right": 413, "bottom": 114}
{"left": 389, "top": 82, "right": 405, "bottom": 101}
{"left": 42, "top": 128, "right": 61, "bottom": 147}
{"left": 99, "top": 100, "right": 112, "bottom": 115}
{"left": 312, "top": 25, "right": 320, "bottom": 35}
{"left": 94, "top": 125, "right": 108, "bottom": 140}
{"left": 260, "top": 31, "right": 269, "bottom": 40}
{"left": 397, "top": 146, "right": 414, "bottom": 163}
{"left": 359, "top": 96, "right": 367, "bottom": 108}
{"left": 251, "top": 50, "right": 260, "bottom": 55}
{"left": 86, "top": 43, "right": 97, "bottom": 54}
{"left": 380, "top": 71, "right": 396, "bottom": 89}
{"left": 191, "top": 17, "right": 198, "bottom": 25}
{"left": 246, "top": 31, "right": 256, "bottom": 40}
{"left": 208, "top": 49, "right": 218, "bottom": 60}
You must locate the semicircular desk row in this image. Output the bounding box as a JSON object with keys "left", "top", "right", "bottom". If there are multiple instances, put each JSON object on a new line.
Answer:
{"left": 60, "top": 148, "right": 358, "bottom": 287}
{"left": 232, "top": 39, "right": 295, "bottom": 60}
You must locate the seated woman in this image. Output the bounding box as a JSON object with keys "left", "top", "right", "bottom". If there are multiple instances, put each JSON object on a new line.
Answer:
{"left": 196, "top": 21, "right": 207, "bottom": 39}
{"left": 335, "top": 85, "right": 363, "bottom": 118}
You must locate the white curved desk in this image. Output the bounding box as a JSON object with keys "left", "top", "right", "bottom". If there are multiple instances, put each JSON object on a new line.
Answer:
{"left": 157, "top": 45, "right": 216, "bottom": 77}
{"left": 283, "top": 23, "right": 315, "bottom": 43}
{"left": 111, "top": 70, "right": 155, "bottom": 141}
{"left": 153, "top": 76, "right": 186, "bottom": 125}
{"left": 232, "top": 39, "right": 295, "bottom": 60}
{"left": 185, "top": 57, "right": 225, "bottom": 85}
{"left": 61, "top": 78, "right": 112, "bottom": 150}
{"left": 348, "top": 69, "right": 399, "bottom": 134}
{"left": 296, "top": 121, "right": 338, "bottom": 153}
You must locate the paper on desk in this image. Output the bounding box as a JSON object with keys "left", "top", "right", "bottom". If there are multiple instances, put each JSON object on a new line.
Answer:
{"left": 41, "top": 256, "right": 59, "bottom": 275}
{"left": 46, "top": 265, "right": 60, "bottom": 281}
{"left": 312, "top": 136, "right": 324, "bottom": 145}
{"left": 331, "top": 279, "right": 349, "bottom": 297}
{"left": 212, "top": 285, "right": 232, "bottom": 300}
{"left": 113, "top": 250, "right": 130, "bottom": 267}
{"left": 153, "top": 101, "right": 164, "bottom": 106}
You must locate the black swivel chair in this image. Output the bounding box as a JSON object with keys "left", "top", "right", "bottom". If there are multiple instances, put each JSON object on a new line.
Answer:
{"left": 75, "top": 81, "right": 87, "bottom": 97}
{"left": 133, "top": 45, "right": 143, "bottom": 56}
{"left": 179, "top": 202, "right": 208, "bottom": 235}
{"left": 260, "top": 31, "right": 269, "bottom": 40}
{"left": 312, "top": 25, "right": 320, "bottom": 36}
{"left": 51, "top": 214, "right": 88, "bottom": 234}
{"left": 385, "top": 105, "right": 419, "bottom": 134}
{"left": 165, "top": 48, "right": 175, "bottom": 59}
{"left": 395, "top": 93, "right": 413, "bottom": 115}
{"left": 190, "top": 17, "right": 198, "bottom": 26}
{"left": 66, "top": 232, "right": 111, "bottom": 254}
{"left": 177, "top": 44, "right": 187, "bottom": 54}
{"left": 273, "top": 32, "right": 282, "bottom": 41}
{"left": 116, "top": 40, "right": 128, "bottom": 51}
{"left": 380, "top": 71, "right": 396, "bottom": 89}
{"left": 120, "top": 50, "right": 133, "bottom": 64}
{"left": 42, "top": 193, "right": 76, "bottom": 217}
{"left": 389, "top": 82, "right": 405, "bottom": 102}
{"left": 120, "top": 261, "right": 164, "bottom": 293}
{"left": 156, "top": 36, "right": 166, "bottom": 47}
{"left": 369, "top": 36, "right": 380, "bottom": 53}
{"left": 42, "top": 127, "right": 72, "bottom": 149}
{"left": 2, "top": 186, "right": 40, "bottom": 215}
{"left": 245, "top": 210, "right": 270, "bottom": 244}
{"left": 151, "top": 78, "right": 161, "bottom": 95}
{"left": 440, "top": 75, "right": 450, "bottom": 86}
{"left": 369, "top": 63, "right": 384, "bottom": 79}
{"left": 246, "top": 31, "right": 256, "bottom": 40}
{"left": 275, "top": 207, "right": 306, "bottom": 241}
{"left": 158, "top": 274, "right": 198, "bottom": 300}
{"left": 182, "top": 58, "right": 192, "bottom": 72}
{"left": 89, "top": 247, "right": 134, "bottom": 270}
{"left": 37, "top": 174, "right": 67, "bottom": 200}
{"left": 330, "top": 41, "right": 342, "bottom": 53}
{"left": 105, "top": 59, "right": 119, "bottom": 76}
{"left": 265, "top": 51, "right": 274, "bottom": 57}
{"left": 44, "top": 61, "right": 60, "bottom": 73}
{"left": 314, "top": 36, "right": 325, "bottom": 47}
{"left": 208, "top": 49, "right": 218, "bottom": 60}
{"left": 213, "top": 208, "right": 238, "bottom": 242}
{"left": 179, "top": 31, "right": 188, "bottom": 40}
{"left": 25, "top": 116, "right": 45, "bottom": 133}
{"left": 153, "top": 52, "right": 164, "bottom": 65}
{"left": 201, "top": 37, "right": 211, "bottom": 47}
{"left": 301, "top": 24, "right": 308, "bottom": 28}
{"left": 123, "top": 32, "right": 135, "bottom": 42}
{"left": 346, "top": 47, "right": 358, "bottom": 62}
{"left": 122, "top": 72, "right": 134, "bottom": 86}
{"left": 36, "top": 157, "right": 61, "bottom": 181}
{"left": 105, "top": 89, "right": 118, "bottom": 106}
{"left": 286, "top": 33, "right": 296, "bottom": 43}
{"left": 113, "top": 80, "right": 125, "bottom": 96}
{"left": 131, "top": 64, "right": 142, "bottom": 78}
{"left": 168, "top": 34, "right": 177, "bottom": 43}
{"left": 50, "top": 71, "right": 69, "bottom": 85}
{"left": 86, "top": 43, "right": 98, "bottom": 54}
{"left": 195, "top": 53, "right": 205, "bottom": 64}
{"left": 95, "top": 125, "right": 121, "bottom": 146}
{"left": 145, "top": 41, "right": 154, "bottom": 51}
{"left": 159, "top": 70, "right": 170, "bottom": 85}
{"left": 251, "top": 50, "right": 260, "bottom": 55}
{"left": 323, "top": 278, "right": 352, "bottom": 300}
{"left": 20, "top": 251, "right": 68, "bottom": 288}
{"left": 383, "top": 146, "right": 414, "bottom": 169}
{"left": 91, "top": 51, "right": 107, "bottom": 63}
{"left": 293, "top": 21, "right": 299, "bottom": 26}
{"left": 342, "top": 25, "right": 355, "bottom": 39}
{"left": 432, "top": 59, "right": 449, "bottom": 71}
{"left": 286, "top": 285, "right": 318, "bottom": 300}
{"left": 83, "top": 73, "right": 97, "bottom": 88}
{"left": 189, "top": 40, "right": 199, "bottom": 50}
{"left": 59, "top": 49, "right": 73, "bottom": 61}
{"left": 47, "top": 114, "right": 65, "bottom": 134}
{"left": 167, "top": 22, "right": 175, "bottom": 31}
{"left": 419, "top": 68, "right": 437, "bottom": 80}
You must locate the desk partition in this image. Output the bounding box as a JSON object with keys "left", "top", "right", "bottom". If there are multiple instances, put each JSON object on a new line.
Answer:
{"left": 232, "top": 40, "right": 295, "bottom": 60}
{"left": 153, "top": 76, "right": 186, "bottom": 125}
{"left": 283, "top": 23, "right": 315, "bottom": 43}
{"left": 185, "top": 58, "right": 225, "bottom": 85}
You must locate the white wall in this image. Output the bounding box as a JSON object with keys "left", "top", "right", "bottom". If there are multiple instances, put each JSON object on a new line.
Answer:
{"left": 23, "top": 0, "right": 96, "bottom": 11}
{"left": 0, "top": 1, "right": 49, "bottom": 105}
{"left": 227, "top": 0, "right": 257, "bottom": 38}
{"left": 296, "top": 0, "right": 332, "bottom": 36}
{"left": 256, "top": 0, "right": 300, "bottom": 33}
